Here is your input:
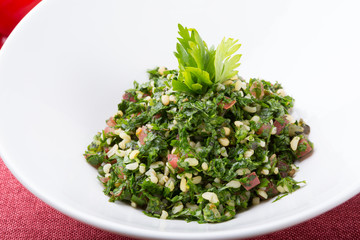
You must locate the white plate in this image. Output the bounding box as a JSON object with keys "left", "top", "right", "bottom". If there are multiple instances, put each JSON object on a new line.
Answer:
{"left": 1, "top": 0, "right": 360, "bottom": 239}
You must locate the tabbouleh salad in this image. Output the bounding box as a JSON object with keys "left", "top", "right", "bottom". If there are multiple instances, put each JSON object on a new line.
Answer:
{"left": 84, "top": 24, "right": 313, "bottom": 223}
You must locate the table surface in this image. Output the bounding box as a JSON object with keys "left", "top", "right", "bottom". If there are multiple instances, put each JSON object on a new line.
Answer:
{"left": 0, "top": 158, "right": 359, "bottom": 239}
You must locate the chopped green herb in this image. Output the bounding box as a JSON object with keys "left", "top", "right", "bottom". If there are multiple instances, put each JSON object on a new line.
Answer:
{"left": 84, "top": 24, "right": 314, "bottom": 223}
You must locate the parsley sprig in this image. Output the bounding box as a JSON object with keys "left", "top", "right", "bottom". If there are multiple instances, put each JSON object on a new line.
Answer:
{"left": 172, "top": 24, "right": 242, "bottom": 94}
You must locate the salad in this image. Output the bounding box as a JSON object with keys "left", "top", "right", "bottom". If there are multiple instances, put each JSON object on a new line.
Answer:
{"left": 84, "top": 24, "right": 313, "bottom": 223}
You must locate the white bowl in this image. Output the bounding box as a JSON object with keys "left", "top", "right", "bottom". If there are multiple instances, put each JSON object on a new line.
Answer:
{"left": 1, "top": 0, "right": 360, "bottom": 239}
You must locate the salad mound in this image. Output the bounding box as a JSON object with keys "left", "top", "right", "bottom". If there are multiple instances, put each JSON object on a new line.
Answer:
{"left": 84, "top": 24, "right": 313, "bottom": 223}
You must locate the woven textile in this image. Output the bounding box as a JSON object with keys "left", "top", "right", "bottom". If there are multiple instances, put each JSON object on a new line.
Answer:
{"left": 1, "top": 158, "right": 359, "bottom": 240}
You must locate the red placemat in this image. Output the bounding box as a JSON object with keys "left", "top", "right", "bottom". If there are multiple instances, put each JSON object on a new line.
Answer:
{"left": 0, "top": 158, "right": 359, "bottom": 239}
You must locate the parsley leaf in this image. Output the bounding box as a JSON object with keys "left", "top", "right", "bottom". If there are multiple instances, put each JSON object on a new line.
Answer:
{"left": 173, "top": 24, "right": 241, "bottom": 94}
{"left": 214, "top": 38, "right": 241, "bottom": 83}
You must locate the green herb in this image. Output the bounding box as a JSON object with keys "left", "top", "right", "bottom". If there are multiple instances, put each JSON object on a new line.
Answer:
{"left": 172, "top": 24, "right": 241, "bottom": 94}
{"left": 83, "top": 24, "right": 314, "bottom": 223}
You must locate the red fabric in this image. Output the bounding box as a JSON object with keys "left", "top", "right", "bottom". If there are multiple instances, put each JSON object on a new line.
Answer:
{"left": 0, "top": 0, "right": 41, "bottom": 36}
{"left": 0, "top": 158, "right": 359, "bottom": 239}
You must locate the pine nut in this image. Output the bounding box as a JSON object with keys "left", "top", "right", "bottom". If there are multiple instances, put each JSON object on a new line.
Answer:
{"left": 290, "top": 136, "right": 301, "bottom": 151}
{"left": 202, "top": 162, "right": 209, "bottom": 171}
{"left": 139, "top": 163, "right": 146, "bottom": 174}
{"left": 236, "top": 168, "right": 251, "bottom": 175}
{"left": 186, "top": 203, "right": 198, "bottom": 211}
{"left": 223, "top": 80, "right": 233, "bottom": 86}
{"left": 158, "top": 66, "right": 167, "bottom": 75}
{"left": 160, "top": 210, "right": 168, "bottom": 219}
{"left": 234, "top": 80, "right": 242, "bottom": 91}
{"left": 172, "top": 202, "right": 183, "bottom": 214}
{"left": 202, "top": 192, "right": 219, "bottom": 203}
{"left": 243, "top": 105, "right": 257, "bottom": 113}
{"left": 257, "top": 190, "right": 268, "bottom": 199}
{"left": 276, "top": 89, "right": 286, "bottom": 97}
{"left": 161, "top": 95, "right": 170, "bottom": 106}
{"left": 103, "top": 163, "right": 111, "bottom": 174}
{"left": 149, "top": 174, "right": 158, "bottom": 184}
{"left": 129, "top": 150, "right": 140, "bottom": 159}
{"left": 119, "top": 131, "right": 131, "bottom": 141}
{"left": 277, "top": 185, "right": 285, "bottom": 193}
{"left": 125, "top": 162, "right": 139, "bottom": 170}
{"left": 185, "top": 158, "right": 199, "bottom": 166}
{"left": 234, "top": 121, "right": 243, "bottom": 127}
{"left": 252, "top": 197, "right": 260, "bottom": 205}
{"left": 226, "top": 180, "right": 241, "bottom": 188}
{"left": 244, "top": 149, "right": 254, "bottom": 158}
{"left": 168, "top": 95, "right": 176, "bottom": 103}
{"left": 119, "top": 140, "right": 126, "bottom": 150}
{"left": 149, "top": 161, "right": 164, "bottom": 169}
{"left": 107, "top": 144, "right": 118, "bottom": 158}
{"left": 223, "top": 127, "right": 231, "bottom": 136}
{"left": 165, "top": 178, "right": 175, "bottom": 191}
{"left": 218, "top": 137, "right": 230, "bottom": 146}
{"left": 192, "top": 176, "right": 202, "bottom": 184}
{"left": 180, "top": 176, "right": 188, "bottom": 192}
{"left": 251, "top": 115, "right": 260, "bottom": 123}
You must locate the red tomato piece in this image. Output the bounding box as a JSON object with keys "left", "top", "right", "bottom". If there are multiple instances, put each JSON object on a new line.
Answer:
{"left": 106, "top": 117, "right": 116, "bottom": 127}
{"left": 256, "top": 124, "right": 272, "bottom": 135}
{"left": 122, "top": 92, "right": 136, "bottom": 102}
{"left": 250, "top": 81, "right": 264, "bottom": 99}
{"left": 273, "top": 117, "right": 289, "bottom": 135}
{"left": 277, "top": 161, "right": 290, "bottom": 178}
{"left": 136, "top": 126, "right": 148, "bottom": 145}
{"left": 154, "top": 113, "right": 162, "bottom": 119}
{"left": 224, "top": 100, "right": 236, "bottom": 109}
{"left": 99, "top": 177, "right": 109, "bottom": 183}
{"left": 104, "top": 126, "right": 115, "bottom": 135}
{"left": 296, "top": 138, "right": 313, "bottom": 158}
{"left": 168, "top": 154, "right": 179, "bottom": 169}
{"left": 265, "top": 182, "right": 279, "bottom": 198}
{"left": 118, "top": 166, "right": 125, "bottom": 179}
{"left": 218, "top": 97, "right": 236, "bottom": 110}
{"left": 242, "top": 172, "right": 260, "bottom": 191}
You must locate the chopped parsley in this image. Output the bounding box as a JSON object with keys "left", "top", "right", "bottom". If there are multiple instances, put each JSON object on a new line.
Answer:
{"left": 84, "top": 24, "right": 313, "bottom": 223}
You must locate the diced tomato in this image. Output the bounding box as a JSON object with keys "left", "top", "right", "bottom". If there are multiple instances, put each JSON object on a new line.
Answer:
{"left": 296, "top": 138, "right": 313, "bottom": 158}
{"left": 104, "top": 147, "right": 110, "bottom": 153}
{"left": 99, "top": 177, "right": 109, "bottom": 183}
{"left": 224, "top": 100, "right": 236, "bottom": 109}
{"left": 154, "top": 113, "right": 162, "bottom": 119}
{"left": 84, "top": 153, "right": 93, "bottom": 159}
{"left": 136, "top": 126, "right": 148, "bottom": 145}
{"left": 168, "top": 154, "right": 179, "bottom": 169}
{"left": 277, "top": 161, "right": 290, "bottom": 178}
{"left": 218, "top": 97, "right": 236, "bottom": 110}
{"left": 104, "top": 126, "right": 115, "bottom": 135}
{"left": 265, "top": 182, "right": 279, "bottom": 198}
{"left": 242, "top": 172, "right": 260, "bottom": 191}
{"left": 256, "top": 124, "right": 272, "bottom": 135}
{"left": 274, "top": 117, "right": 289, "bottom": 135}
{"left": 250, "top": 81, "right": 264, "bottom": 99}
{"left": 122, "top": 92, "right": 136, "bottom": 102}
{"left": 113, "top": 187, "right": 124, "bottom": 197}
{"left": 118, "top": 166, "right": 125, "bottom": 179}
{"left": 106, "top": 117, "right": 116, "bottom": 127}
